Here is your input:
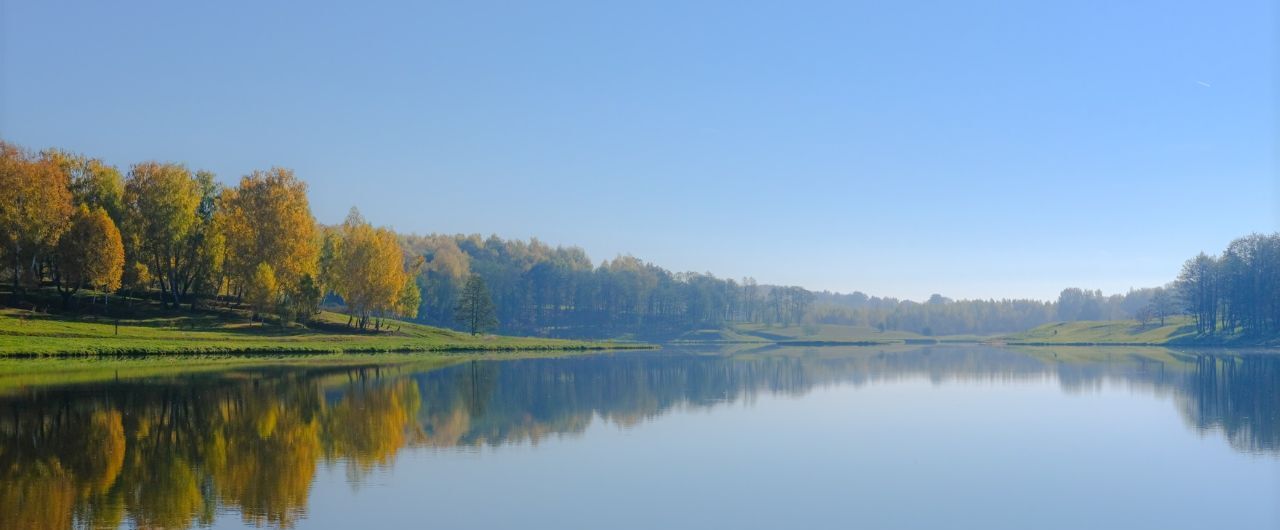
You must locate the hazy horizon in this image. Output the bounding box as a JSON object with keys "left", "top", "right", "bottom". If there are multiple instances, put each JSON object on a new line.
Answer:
{"left": 3, "top": 0, "right": 1276, "bottom": 301}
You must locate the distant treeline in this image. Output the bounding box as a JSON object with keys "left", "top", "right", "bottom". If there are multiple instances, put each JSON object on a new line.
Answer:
{"left": 804, "top": 287, "right": 1176, "bottom": 336}
{"left": 401, "top": 233, "right": 816, "bottom": 338}
{"left": 399, "top": 232, "right": 1179, "bottom": 338}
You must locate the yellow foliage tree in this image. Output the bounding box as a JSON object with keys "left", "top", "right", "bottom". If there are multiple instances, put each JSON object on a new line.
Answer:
{"left": 0, "top": 142, "right": 73, "bottom": 291}
{"left": 183, "top": 170, "right": 226, "bottom": 308}
{"left": 331, "top": 208, "right": 414, "bottom": 330}
{"left": 54, "top": 206, "right": 125, "bottom": 307}
{"left": 220, "top": 168, "right": 318, "bottom": 318}
{"left": 122, "top": 161, "right": 201, "bottom": 308}
{"left": 122, "top": 261, "right": 152, "bottom": 306}
{"left": 245, "top": 262, "right": 277, "bottom": 322}
{"left": 43, "top": 148, "right": 126, "bottom": 225}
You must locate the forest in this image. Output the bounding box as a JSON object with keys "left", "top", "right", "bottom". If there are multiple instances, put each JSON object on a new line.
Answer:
{"left": 400, "top": 233, "right": 1183, "bottom": 339}
{"left": 1, "top": 139, "right": 1275, "bottom": 341}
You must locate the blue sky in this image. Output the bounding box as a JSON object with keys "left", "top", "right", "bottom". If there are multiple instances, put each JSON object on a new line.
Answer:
{"left": 2, "top": 1, "right": 1275, "bottom": 301}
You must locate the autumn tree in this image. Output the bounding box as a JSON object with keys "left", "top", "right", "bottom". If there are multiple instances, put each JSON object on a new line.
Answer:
{"left": 455, "top": 274, "right": 497, "bottom": 335}
{"left": 122, "top": 162, "right": 201, "bottom": 308}
{"left": 123, "top": 262, "right": 152, "bottom": 307}
{"left": 43, "top": 148, "right": 126, "bottom": 225}
{"left": 330, "top": 209, "right": 411, "bottom": 330}
{"left": 53, "top": 206, "right": 125, "bottom": 307}
{"left": 245, "top": 263, "right": 277, "bottom": 322}
{"left": 175, "top": 171, "right": 226, "bottom": 310}
{"left": 220, "top": 168, "right": 318, "bottom": 319}
{"left": 0, "top": 143, "right": 73, "bottom": 292}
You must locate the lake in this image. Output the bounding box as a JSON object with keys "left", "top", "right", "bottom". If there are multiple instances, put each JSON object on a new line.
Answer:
{"left": 1, "top": 345, "right": 1276, "bottom": 529}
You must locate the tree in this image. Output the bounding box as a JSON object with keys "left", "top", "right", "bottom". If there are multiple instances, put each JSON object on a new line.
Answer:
{"left": 401, "top": 235, "right": 470, "bottom": 325}
{"left": 1177, "top": 253, "right": 1220, "bottom": 335}
{"left": 396, "top": 276, "right": 421, "bottom": 320}
{"left": 180, "top": 171, "right": 225, "bottom": 310}
{"left": 123, "top": 262, "right": 153, "bottom": 306}
{"left": 455, "top": 274, "right": 497, "bottom": 335}
{"left": 741, "top": 277, "right": 759, "bottom": 322}
{"left": 1150, "top": 288, "right": 1176, "bottom": 326}
{"left": 44, "top": 148, "right": 125, "bottom": 225}
{"left": 1135, "top": 305, "right": 1154, "bottom": 327}
{"left": 245, "top": 263, "right": 277, "bottom": 322}
{"left": 0, "top": 143, "right": 73, "bottom": 292}
{"left": 122, "top": 162, "right": 201, "bottom": 308}
{"left": 329, "top": 208, "right": 410, "bottom": 330}
{"left": 316, "top": 227, "right": 341, "bottom": 302}
{"left": 294, "top": 274, "right": 323, "bottom": 319}
{"left": 220, "top": 168, "right": 318, "bottom": 316}
{"left": 53, "top": 206, "right": 125, "bottom": 308}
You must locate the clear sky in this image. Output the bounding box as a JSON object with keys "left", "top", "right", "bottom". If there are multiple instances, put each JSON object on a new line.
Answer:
{"left": 2, "top": 1, "right": 1276, "bottom": 301}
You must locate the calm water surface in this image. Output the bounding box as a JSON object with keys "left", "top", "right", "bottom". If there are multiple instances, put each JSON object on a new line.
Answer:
{"left": 1, "top": 345, "right": 1276, "bottom": 529}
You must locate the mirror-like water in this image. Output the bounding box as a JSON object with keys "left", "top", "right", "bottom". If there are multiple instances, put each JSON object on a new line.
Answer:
{"left": 0, "top": 345, "right": 1276, "bottom": 529}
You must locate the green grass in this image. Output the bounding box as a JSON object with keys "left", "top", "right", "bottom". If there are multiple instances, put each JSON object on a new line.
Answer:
{"left": 0, "top": 308, "right": 651, "bottom": 356}
{"left": 1003, "top": 317, "right": 1199, "bottom": 345}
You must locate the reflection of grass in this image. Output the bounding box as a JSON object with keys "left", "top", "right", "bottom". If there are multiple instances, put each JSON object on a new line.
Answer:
{"left": 1004, "top": 317, "right": 1199, "bottom": 345}
{"left": 671, "top": 328, "right": 770, "bottom": 343}
{"left": 700, "top": 343, "right": 926, "bottom": 361}
{"left": 0, "top": 308, "right": 650, "bottom": 356}
{"left": 0, "top": 349, "right": 606, "bottom": 394}
{"left": 1009, "top": 345, "right": 1192, "bottom": 365}
{"left": 722, "top": 323, "right": 988, "bottom": 344}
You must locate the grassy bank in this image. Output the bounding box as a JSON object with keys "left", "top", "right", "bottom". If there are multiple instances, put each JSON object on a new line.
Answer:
{"left": 1002, "top": 317, "right": 1279, "bottom": 347}
{"left": 0, "top": 308, "right": 651, "bottom": 356}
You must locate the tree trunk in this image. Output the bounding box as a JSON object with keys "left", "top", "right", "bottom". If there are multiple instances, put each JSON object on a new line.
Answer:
{"left": 11, "top": 250, "right": 22, "bottom": 297}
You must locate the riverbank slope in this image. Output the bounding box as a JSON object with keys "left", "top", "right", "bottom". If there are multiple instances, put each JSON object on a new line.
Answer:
{"left": 0, "top": 308, "right": 650, "bottom": 356}
{"left": 1002, "top": 317, "right": 1279, "bottom": 347}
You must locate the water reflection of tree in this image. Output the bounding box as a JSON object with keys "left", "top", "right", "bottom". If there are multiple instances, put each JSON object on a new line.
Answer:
{"left": 0, "top": 347, "right": 1274, "bottom": 529}
{"left": 0, "top": 368, "right": 422, "bottom": 530}
{"left": 1177, "top": 355, "right": 1280, "bottom": 454}
{"left": 324, "top": 377, "right": 421, "bottom": 478}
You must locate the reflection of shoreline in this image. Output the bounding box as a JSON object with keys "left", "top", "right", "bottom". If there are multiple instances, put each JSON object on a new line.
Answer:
{"left": 0, "top": 346, "right": 1274, "bottom": 529}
